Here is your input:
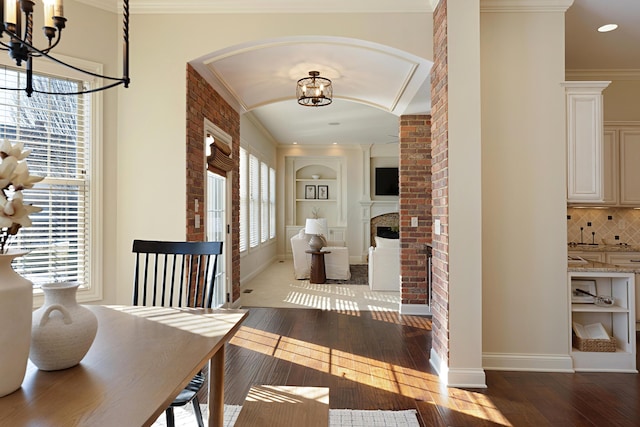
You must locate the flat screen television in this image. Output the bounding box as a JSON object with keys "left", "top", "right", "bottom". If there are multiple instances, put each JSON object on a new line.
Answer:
{"left": 375, "top": 167, "right": 399, "bottom": 196}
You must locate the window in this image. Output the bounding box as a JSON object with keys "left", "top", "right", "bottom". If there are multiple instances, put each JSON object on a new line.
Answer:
{"left": 249, "top": 153, "right": 259, "bottom": 248}
{"left": 239, "top": 147, "right": 276, "bottom": 253}
{"left": 0, "top": 64, "right": 98, "bottom": 294}
{"left": 239, "top": 148, "right": 248, "bottom": 253}
{"left": 260, "top": 161, "right": 269, "bottom": 243}
{"left": 269, "top": 167, "right": 276, "bottom": 239}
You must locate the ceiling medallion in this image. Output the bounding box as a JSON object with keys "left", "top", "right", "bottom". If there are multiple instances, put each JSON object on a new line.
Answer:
{"left": 296, "top": 71, "right": 332, "bottom": 107}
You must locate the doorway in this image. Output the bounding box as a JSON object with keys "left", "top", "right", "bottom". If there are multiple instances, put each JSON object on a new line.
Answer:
{"left": 205, "top": 120, "right": 233, "bottom": 307}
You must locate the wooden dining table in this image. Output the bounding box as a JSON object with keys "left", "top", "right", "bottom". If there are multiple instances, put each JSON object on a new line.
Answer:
{"left": 0, "top": 305, "right": 248, "bottom": 427}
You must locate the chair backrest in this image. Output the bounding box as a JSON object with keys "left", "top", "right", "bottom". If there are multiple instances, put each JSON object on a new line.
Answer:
{"left": 132, "top": 240, "right": 223, "bottom": 308}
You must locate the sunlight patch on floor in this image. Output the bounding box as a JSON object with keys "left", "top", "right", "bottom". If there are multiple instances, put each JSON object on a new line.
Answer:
{"left": 230, "top": 325, "right": 511, "bottom": 426}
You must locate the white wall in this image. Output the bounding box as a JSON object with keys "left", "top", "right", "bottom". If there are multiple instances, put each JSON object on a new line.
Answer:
{"left": 480, "top": 7, "right": 571, "bottom": 370}
{"left": 444, "top": 0, "right": 485, "bottom": 387}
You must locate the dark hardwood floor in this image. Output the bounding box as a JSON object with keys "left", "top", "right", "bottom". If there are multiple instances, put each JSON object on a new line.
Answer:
{"left": 224, "top": 308, "right": 640, "bottom": 426}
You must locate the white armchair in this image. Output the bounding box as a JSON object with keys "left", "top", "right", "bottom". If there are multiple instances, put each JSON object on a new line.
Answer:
{"left": 368, "top": 237, "right": 400, "bottom": 291}
{"left": 290, "top": 230, "right": 351, "bottom": 280}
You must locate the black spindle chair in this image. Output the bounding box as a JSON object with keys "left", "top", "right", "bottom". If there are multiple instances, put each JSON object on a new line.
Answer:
{"left": 132, "top": 239, "right": 224, "bottom": 427}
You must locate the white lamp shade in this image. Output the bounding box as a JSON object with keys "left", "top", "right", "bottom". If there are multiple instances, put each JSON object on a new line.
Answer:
{"left": 316, "top": 218, "right": 328, "bottom": 236}
{"left": 305, "top": 218, "right": 323, "bottom": 235}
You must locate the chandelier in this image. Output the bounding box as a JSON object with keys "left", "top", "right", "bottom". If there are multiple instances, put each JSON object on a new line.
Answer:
{"left": 0, "top": 0, "right": 130, "bottom": 97}
{"left": 296, "top": 71, "right": 332, "bottom": 107}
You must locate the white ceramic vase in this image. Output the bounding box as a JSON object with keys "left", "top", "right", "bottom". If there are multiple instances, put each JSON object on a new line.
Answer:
{"left": 0, "top": 251, "right": 33, "bottom": 397}
{"left": 30, "top": 282, "right": 98, "bottom": 371}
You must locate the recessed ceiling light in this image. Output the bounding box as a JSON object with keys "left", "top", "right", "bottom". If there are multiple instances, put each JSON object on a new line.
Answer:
{"left": 598, "top": 24, "right": 618, "bottom": 32}
{"left": 293, "top": 142, "right": 298, "bottom": 145}
{"left": 332, "top": 142, "right": 338, "bottom": 145}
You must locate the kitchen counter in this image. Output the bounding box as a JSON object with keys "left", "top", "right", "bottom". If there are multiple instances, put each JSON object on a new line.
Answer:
{"left": 568, "top": 258, "right": 640, "bottom": 273}
{"left": 568, "top": 244, "right": 640, "bottom": 252}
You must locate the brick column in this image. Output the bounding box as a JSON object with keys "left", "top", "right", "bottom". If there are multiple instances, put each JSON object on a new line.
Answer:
{"left": 430, "top": 0, "right": 450, "bottom": 368}
{"left": 399, "top": 115, "right": 432, "bottom": 307}
{"left": 186, "top": 64, "right": 241, "bottom": 303}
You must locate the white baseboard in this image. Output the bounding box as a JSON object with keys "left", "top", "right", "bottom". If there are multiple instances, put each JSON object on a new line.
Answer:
{"left": 400, "top": 303, "right": 431, "bottom": 316}
{"left": 430, "top": 348, "right": 487, "bottom": 388}
{"left": 482, "top": 352, "right": 575, "bottom": 372}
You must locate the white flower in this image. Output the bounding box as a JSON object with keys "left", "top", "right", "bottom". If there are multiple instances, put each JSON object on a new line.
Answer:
{"left": 0, "top": 140, "right": 44, "bottom": 252}
{"left": 0, "top": 155, "right": 17, "bottom": 189}
{"left": 12, "top": 161, "right": 44, "bottom": 190}
{"left": 0, "top": 191, "right": 41, "bottom": 229}
{"left": 0, "top": 139, "right": 31, "bottom": 160}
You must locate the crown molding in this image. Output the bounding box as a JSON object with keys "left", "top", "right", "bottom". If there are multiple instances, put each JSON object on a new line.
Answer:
{"left": 480, "top": 0, "right": 574, "bottom": 13}
{"left": 566, "top": 69, "right": 640, "bottom": 81}
{"left": 77, "top": 0, "right": 434, "bottom": 14}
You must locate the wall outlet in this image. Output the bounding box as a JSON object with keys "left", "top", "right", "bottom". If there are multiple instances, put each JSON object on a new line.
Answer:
{"left": 619, "top": 219, "right": 626, "bottom": 230}
{"left": 195, "top": 214, "right": 200, "bottom": 229}
{"left": 434, "top": 219, "right": 441, "bottom": 235}
{"left": 411, "top": 217, "right": 418, "bottom": 227}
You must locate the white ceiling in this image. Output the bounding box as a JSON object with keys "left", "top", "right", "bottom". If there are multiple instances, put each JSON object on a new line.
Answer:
{"left": 81, "top": 0, "right": 640, "bottom": 146}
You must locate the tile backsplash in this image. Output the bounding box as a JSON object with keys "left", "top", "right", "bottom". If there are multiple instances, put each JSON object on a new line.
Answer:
{"left": 567, "top": 207, "right": 640, "bottom": 245}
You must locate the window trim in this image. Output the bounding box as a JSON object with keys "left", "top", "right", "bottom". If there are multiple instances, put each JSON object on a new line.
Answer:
{"left": 0, "top": 54, "right": 105, "bottom": 307}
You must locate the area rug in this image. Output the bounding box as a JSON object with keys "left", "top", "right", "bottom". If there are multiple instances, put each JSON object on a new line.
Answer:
{"left": 325, "top": 264, "right": 368, "bottom": 285}
{"left": 152, "top": 404, "right": 420, "bottom": 426}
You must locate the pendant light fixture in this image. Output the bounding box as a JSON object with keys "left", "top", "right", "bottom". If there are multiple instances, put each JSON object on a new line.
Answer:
{"left": 0, "top": 0, "right": 130, "bottom": 97}
{"left": 297, "top": 70, "right": 332, "bottom": 107}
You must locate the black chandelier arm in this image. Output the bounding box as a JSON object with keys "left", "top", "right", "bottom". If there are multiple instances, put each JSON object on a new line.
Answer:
{"left": 34, "top": 31, "right": 64, "bottom": 56}
{"left": 0, "top": 26, "right": 63, "bottom": 58}
{"left": 33, "top": 79, "right": 127, "bottom": 96}
{"left": 11, "top": 36, "right": 127, "bottom": 82}
{"left": 0, "top": 78, "right": 127, "bottom": 96}
{"left": 123, "top": 0, "right": 130, "bottom": 87}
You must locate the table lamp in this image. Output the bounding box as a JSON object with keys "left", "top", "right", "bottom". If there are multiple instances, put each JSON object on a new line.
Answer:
{"left": 305, "top": 218, "right": 325, "bottom": 251}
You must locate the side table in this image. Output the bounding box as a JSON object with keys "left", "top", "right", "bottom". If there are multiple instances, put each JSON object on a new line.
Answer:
{"left": 306, "top": 250, "right": 330, "bottom": 284}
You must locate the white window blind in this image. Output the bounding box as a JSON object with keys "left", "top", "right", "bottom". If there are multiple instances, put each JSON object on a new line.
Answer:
{"left": 0, "top": 66, "right": 92, "bottom": 288}
{"left": 269, "top": 167, "right": 275, "bottom": 239}
{"left": 249, "top": 153, "right": 259, "bottom": 248}
{"left": 239, "top": 148, "right": 247, "bottom": 253}
{"left": 260, "top": 161, "right": 269, "bottom": 243}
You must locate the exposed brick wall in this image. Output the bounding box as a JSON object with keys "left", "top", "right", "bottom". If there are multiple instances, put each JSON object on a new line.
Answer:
{"left": 399, "top": 115, "right": 432, "bottom": 304}
{"left": 186, "top": 64, "right": 241, "bottom": 304}
{"left": 430, "top": 0, "right": 450, "bottom": 365}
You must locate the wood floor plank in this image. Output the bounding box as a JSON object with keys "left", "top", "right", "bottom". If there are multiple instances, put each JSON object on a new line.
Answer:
{"left": 223, "top": 308, "right": 639, "bottom": 427}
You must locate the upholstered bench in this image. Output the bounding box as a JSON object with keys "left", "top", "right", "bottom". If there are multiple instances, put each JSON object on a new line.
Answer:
{"left": 234, "top": 385, "right": 329, "bottom": 427}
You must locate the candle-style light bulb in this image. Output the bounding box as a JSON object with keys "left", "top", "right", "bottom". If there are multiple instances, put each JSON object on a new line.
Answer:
{"left": 43, "top": 1, "right": 55, "bottom": 28}
{"left": 4, "top": 0, "right": 17, "bottom": 26}
{"left": 53, "top": 0, "right": 64, "bottom": 18}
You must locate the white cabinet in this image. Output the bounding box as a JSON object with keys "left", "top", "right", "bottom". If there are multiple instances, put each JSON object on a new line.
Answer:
{"left": 564, "top": 81, "right": 610, "bottom": 203}
{"left": 605, "top": 252, "right": 640, "bottom": 323}
{"left": 601, "top": 129, "right": 618, "bottom": 204}
{"left": 571, "top": 124, "right": 640, "bottom": 207}
{"left": 569, "top": 272, "right": 636, "bottom": 372}
{"left": 619, "top": 128, "right": 640, "bottom": 205}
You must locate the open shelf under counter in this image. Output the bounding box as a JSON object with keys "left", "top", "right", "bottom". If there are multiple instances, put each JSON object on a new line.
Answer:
{"left": 568, "top": 271, "right": 636, "bottom": 372}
